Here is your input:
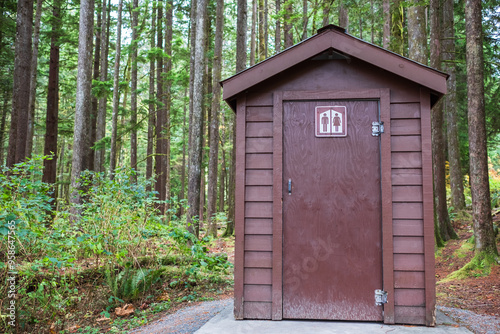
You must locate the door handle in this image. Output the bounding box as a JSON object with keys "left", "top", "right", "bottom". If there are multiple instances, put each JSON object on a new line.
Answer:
{"left": 288, "top": 179, "right": 292, "bottom": 195}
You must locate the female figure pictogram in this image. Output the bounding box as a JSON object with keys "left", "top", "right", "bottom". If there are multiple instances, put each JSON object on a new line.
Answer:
{"left": 333, "top": 113, "right": 341, "bottom": 132}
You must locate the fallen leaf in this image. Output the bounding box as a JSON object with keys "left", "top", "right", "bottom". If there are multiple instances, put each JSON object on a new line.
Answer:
{"left": 115, "top": 304, "right": 135, "bottom": 317}
{"left": 67, "top": 325, "right": 81, "bottom": 332}
{"left": 50, "top": 323, "right": 57, "bottom": 334}
{"left": 96, "top": 316, "right": 111, "bottom": 322}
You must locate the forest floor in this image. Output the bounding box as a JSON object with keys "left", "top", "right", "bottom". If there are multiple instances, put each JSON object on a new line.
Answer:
{"left": 435, "top": 215, "right": 500, "bottom": 319}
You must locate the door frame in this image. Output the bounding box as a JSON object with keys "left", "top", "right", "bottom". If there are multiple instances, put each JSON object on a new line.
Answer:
{"left": 271, "top": 89, "right": 394, "bottom": 323}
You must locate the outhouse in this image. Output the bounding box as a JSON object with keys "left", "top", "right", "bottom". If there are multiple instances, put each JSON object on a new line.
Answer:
{"left": 221, "top": 25, "right": 448, "bottom": 326}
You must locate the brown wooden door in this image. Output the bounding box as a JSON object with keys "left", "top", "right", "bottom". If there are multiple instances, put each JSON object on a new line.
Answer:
{"left": 282, "top": 100, "right": 383, "bottom": 321}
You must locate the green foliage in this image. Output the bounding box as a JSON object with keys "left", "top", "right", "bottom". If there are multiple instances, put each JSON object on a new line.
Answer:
{"left": 105, "top": 265, "right": 165, "bottom": 302}
{"left": 444, "top": 251, "right": 499, "bottom": 281}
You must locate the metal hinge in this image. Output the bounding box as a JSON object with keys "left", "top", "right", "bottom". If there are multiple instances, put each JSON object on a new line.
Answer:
{"left": 375, "top": 289, "right": 388, "bottom": 306}
{"left": 372, "top": 121, "right": 384, "bottom": 136}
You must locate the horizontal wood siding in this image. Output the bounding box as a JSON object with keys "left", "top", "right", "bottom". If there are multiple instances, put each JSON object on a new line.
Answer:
{"left": 391, "top": 102, "right": 425, "bottom": 325}
{"left": 244, "top": 105, "right": 273, "bottom": 319}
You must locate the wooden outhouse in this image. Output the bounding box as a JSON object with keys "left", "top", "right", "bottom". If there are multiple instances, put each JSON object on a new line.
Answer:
{"left": 221, "top": 25, "right": 448, "bottom": 326}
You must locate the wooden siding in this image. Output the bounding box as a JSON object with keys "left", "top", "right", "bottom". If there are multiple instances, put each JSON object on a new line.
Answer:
{"left": 391, "top": 102, "right": 426, "bottom": 325}
{"left": 242, "top": 102, "right": 274, "bottom": 319}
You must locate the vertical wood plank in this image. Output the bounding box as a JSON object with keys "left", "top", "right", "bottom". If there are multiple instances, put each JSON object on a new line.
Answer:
{"left": 234, "top": 95, "right": 246, "bottom": 319}
{"left": 272, "top": 91, "right": 283, "bottom": 320}
{"left": 420, "top": 88, "right": 436, "bottom": 326}
{"left": 381, "top": 90, "right": 395, "bottom": 324}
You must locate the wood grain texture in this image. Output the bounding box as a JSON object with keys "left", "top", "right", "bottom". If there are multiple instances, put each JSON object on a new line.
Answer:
{"left": 395, "top": 289, "right": 425, "bottom": 307}
{"left": 246, "top": 170, "right": 273, "bottom": 185}
{"left": 245, "top": 218, "right": 273, "bottom": 234}
{"left": 272, "top": 91, "right": 283, "bottom": 320}
{"left": 245, "top": 202, "right": 273, "bottom": 218}
{"left": 244, "top": 268, "right": 272, "bottom": 284}
{"left": 392, "top": 186, "right": 423, "bottom": 202}
{"left": 420, "top": 88, "right": 436, "bottom": 326}
{"left": 244, "top": 251, "right": 272, "bottom": 267}
{"left": 391, "top": 136, "right": 422, "bottom": 152}
{"left": 380, "top": 89, "right": 395, "bottom": 324}
{"left": 282, "top": 99, "right": 383, "bottom": 321}
{"left": 245, "top": 186, "right": 273, "bottom": 201}
{"left": 394, "top": 306, "right": 426, "bottom": 325}
{"left": 394, "top": 271, "right": 425, "bottom": 289}
{"left": 243, "top": 301, "right": 272, "bottom": 319}
{"left": 393, "top": 203, "right": 423, "bottom": 219}
{"left": 391, "top": 119, "right": 421, "bottom": 135}
{"left": 393, "top": 220, "right": 424, "bottom": 236}
{"left": 392, "top": 153, "right": 422, "bottom": 168}
{"left": 245, "top": 235, "right": 273, "bottom": 251}
{"left": 246, "top": 122, "right": 273, "bottom": 137}
{"left": 246, "top": 154, "right": 273, "bottom": 169}
{"left": 246, "top": 138, "right": 273, "bottom": 153}
{"left": 244, "top": 284, "right": 273, "bottom": 302}
{"left": 394, "top": 254, "right": 425, "bottom": 271}
{"left": 392, "top": 169, "right": 423, "bottom": 185}
{"left": 394, "top": 236, "right": 424, "bottom": 254}
{"left": 391, "top": 103, "right": 421, "bottom": 119}
{"left": 246, "top": 106, "right": 273, "bottom": 121}
{"left": 234, "top": 96, "right": 247, "bottom": 319}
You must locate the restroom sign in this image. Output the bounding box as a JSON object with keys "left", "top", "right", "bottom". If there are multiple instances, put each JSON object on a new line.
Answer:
{"left": 315, "top": 106, "right": 347, "bottom": 137}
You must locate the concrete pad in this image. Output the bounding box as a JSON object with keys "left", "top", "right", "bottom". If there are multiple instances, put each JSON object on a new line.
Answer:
{"left": 195, "top": 301, "right": 472, "bottom": 334}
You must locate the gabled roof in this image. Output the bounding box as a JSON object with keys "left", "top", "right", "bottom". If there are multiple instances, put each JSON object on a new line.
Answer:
{"left": 222, "top": 24, "right": 448, "bottom": 105}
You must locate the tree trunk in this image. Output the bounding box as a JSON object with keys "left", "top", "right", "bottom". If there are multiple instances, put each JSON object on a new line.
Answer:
{"left": 155, "top": 0, "right": 166, "bottom": 207}
{"left": 382, "top": 0, "right": 390, "bottom": 49}
{"left": 443, "top": 0, "right": 465, "bottom": 211}
{"left": 187, "top": 0, "right": 208, "bottom": 237}
{"left": 7, "top": 0, "right": 33, "bottom": 166}
{"left": 0, "top": 93, "right": 9, "bottom": 165}
{"left": 389, "top": 0, "right": 404, "bottom": 55}
{"left": 465, "top": 0, "right": 498, "bottom": 256}
{"left": 275, "top": 0, "right": 280, "bottom": 53}
{"left": 95, "top": 0, "right": 110, "bottom": 173}
{"left": 250, "top": 0, "right": 256, "bottom": 65}
{"left": 407, "top": 0, "right": 427, "bottom": 64}
{"left": 207, "top": 0, "right": 224, "bottom": 238}
{"left": 164, "top": 0, "right": 173, "bottom": 210}
{"left": 430, "top": 0, "right": 456, "bottom": 242}
{"left": 70, "top": 0, "right": 94, "bottom": 219}
{"left": 322, "top": 0, "right": 331, "bottom": 27}
{"left": 43, "top": 0, "right": 61, "bottom": 190}
{"left": 89, "top": 2, "right": 102, "bottom": 171}
{"left": 130, "top": 0, "right": 139, "bottom": 181}
{"left": 284, "top": 1, "right": 293, "bottom": 48}
{"left": 237, "top": 0, "right": 247, "bottom": 71}
{"left": 302, "top": 0, "right": 307, "bottom": 40}
{"left": 146, "top": 2, "right": 156, "bottom": 190}
{"left": 338, "top": 0, "right": 348, "bottom": 30}
{"left": 180, "top": 88, "right": 187, "bottom": 215}
{"left": 109, "top": 0, "right": 123, "bottom": 179}
{"left": 26, "top": 0, "right": 42, "bottom": 159}
{"left": 258, "top": 0, "right": 265, "bottom": 61}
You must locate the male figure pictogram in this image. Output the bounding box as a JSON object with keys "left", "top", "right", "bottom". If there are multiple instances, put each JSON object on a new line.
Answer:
{"left": 321, "top": 113, "right": 329, "bottom": 133}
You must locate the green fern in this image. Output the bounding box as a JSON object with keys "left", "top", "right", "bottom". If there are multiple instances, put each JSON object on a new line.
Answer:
{"left": 105, "top": 266, "right": 165, "bottom": 302}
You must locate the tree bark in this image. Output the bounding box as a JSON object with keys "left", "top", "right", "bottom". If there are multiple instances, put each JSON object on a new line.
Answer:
{"left": 443, "top": 0, "right": 465, "bottom": 211}
{"left": 130, "top": 0, "right": 139, "bottom": 181}
{"left": 187, "top": 0, "right": 208, "bottom": 237}
{"left": 7, "top": 0, "right": 33, "bottom": 166}
{"left": 275, "top": 0, "right": 281, "bottom": 53}
{"left": 207, "top": 0, "right": 224, "bottom": 238}
{"left": 284, "top": 0, "right": 293, "bottom": 48}
{"left": 382, "top": 0, "right": 390, "bottom": 49}
{"left": 43, "top": 0, "right": 61, "bottom": 189}
{"left": 164, "top": 0, "right": 173, "bottom": 209}
{"left": 155, "top": 0, "right": 166, "bottom": 206}
{"left": 70, "top": 0, "right": 94, "bottom": 218}
{"left": 250, "top": 0, "right": 256, "bottom": 65}
{"left": 258, "top": 0, "right": 265, "bottom": 62}
{"left": 430, "top": 0, "right": 456, "bottom": 242}
{"left": 0, "top": 93, "right": 9, "bottom": 165}
{"left": 109, "top": 0, "right": 123, "bottom": 179}
{"left": 322, "top": 0, "right": 331, "bottom": 27}
{"left": 146, "top": 2, "right": 156, "bottom": 189}
{"left": 26, "top": 0, "right": 42, "bottom": 159}
{"left": 95, "top": 0, "right": 110, "bottom": 173}
{"left": 389, "top": 0, "right": 404, "bottom": 55}
{"left": 237, "top": 0, "right": 248, "bottom": 71}
{"left": 180, "top": 88, "right": 187, "bottom": 215}
{"left": 302, "top": 0, "right": 307, "bottom": 40}
{"left": 407, "top": 0, "right": 427, "bottom": 64}
{"left": 465, "top": 0, "right": 498, "bottom": 256}
{"left": 338, "top": 0, "right": 348, "bottom": 30}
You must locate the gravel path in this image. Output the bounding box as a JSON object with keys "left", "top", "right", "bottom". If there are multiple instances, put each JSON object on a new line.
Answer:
{"left": 437, "top": 306, "right": 500, "bottom": 334}
{"left": 128, "top": 298, "right": 232, "bottom": 334}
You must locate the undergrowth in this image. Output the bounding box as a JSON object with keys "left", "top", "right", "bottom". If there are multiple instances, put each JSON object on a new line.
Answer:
{"left": 0, "top": 157, "right": 233, "bottom": 333}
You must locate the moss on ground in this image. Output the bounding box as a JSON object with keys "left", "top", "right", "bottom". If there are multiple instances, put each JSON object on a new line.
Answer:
{"left": 443, "top": 251, "right": 499, "bottom": 282}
